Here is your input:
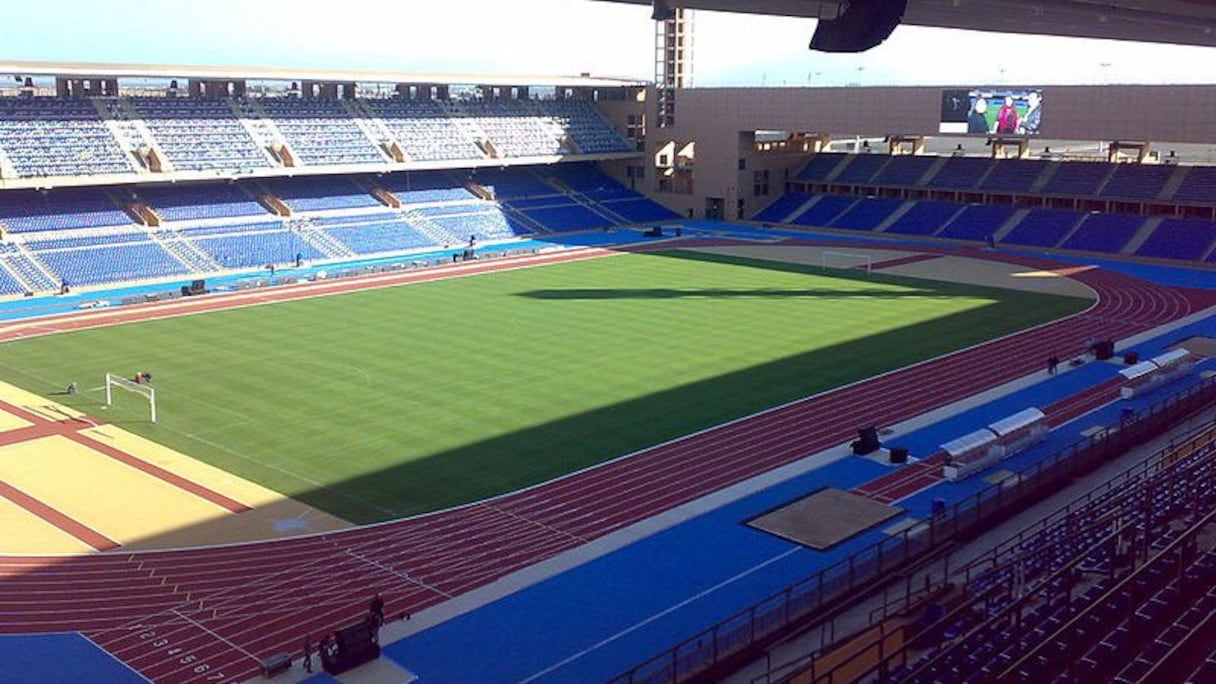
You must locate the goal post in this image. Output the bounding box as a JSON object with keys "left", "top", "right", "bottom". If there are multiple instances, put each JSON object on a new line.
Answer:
{"left": 104, "top": 373, "right": 157, "bottom": 423}
{"left": 821, "top": 250, "right": 872, "bottom": 274}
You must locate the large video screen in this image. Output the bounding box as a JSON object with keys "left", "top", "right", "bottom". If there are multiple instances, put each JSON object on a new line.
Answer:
{"left": 940, "top": 88, "right": 1043, "bottom": 136}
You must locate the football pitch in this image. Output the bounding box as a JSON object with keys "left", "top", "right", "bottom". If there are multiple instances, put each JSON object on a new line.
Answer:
{"left": 0, "top": 250, "right": 1089, "bottom": 523}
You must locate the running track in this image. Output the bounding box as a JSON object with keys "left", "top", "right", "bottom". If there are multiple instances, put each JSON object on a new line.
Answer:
{"left": 1, "top": 241, "right": 1214, "bottom": 683}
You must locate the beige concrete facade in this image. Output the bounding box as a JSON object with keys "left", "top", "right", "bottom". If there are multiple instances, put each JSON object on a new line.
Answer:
{"left": 594, "top": 84, "right": 1216, "bottom": 222}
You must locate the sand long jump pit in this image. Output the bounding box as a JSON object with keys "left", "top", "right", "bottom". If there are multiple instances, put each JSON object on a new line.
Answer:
{"left": 688, "top": 243, "right": 1098, "bottom": 299}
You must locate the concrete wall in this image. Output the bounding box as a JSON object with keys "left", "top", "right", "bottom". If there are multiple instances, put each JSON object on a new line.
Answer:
{"left": 637, "top": 84, "right": 1216, "bottom": 219}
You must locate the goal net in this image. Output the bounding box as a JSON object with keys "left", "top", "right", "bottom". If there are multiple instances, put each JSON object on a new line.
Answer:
{"left": 821, "top": 250, "right": 872, "bottom": 274}
{"left": 104, "top": 373, "right": 157, "bottom": 423}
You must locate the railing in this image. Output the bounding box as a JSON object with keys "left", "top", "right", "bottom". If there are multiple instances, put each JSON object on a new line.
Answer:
{"left": 607, "top": 375, "right": 1216, "bottom": 684}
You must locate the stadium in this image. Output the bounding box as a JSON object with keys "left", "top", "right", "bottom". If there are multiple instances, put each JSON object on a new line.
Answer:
{"left": 0, "top": 1, "right": 1215, "bottom": 683}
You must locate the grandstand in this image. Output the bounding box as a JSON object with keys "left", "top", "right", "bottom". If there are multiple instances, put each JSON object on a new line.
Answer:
{"left": 0, "top": 10, "right": 1215, "bottom": 682}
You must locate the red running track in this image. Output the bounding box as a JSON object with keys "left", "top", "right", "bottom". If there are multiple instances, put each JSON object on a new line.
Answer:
{"left": 0, "top": 243, "right": 1213, "bottom": 683}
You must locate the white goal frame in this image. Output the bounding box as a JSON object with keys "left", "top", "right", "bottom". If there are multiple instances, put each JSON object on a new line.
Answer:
{"left": 105, "top": 373, "right": 157, "bottom": 423}
{"left": 821, "top": 250, "right": 872, "bottom": 274}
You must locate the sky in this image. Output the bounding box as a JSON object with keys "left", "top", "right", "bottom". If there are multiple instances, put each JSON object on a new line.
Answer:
{"left": 5, "top": 0, "right": 1216, "bottom": 87}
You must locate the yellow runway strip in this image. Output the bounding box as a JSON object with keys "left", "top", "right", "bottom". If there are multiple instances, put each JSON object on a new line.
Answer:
{"left": 0, "top": 436, "right": 229, "bottom": 546}
{"left": 0, "top": 410, "right": 32, "bottom": 433}
{"left": 0, "top": 383, "right": 89, "bottom": 422}
{"left": 0, "top": 495, "right": 93, "bottom": 554}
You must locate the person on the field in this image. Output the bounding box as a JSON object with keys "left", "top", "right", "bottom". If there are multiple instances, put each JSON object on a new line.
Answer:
{"left": 369, "top": 593, "right": 385, "bottom": 627}
{"left": 302, "top": 635, "right": 312, "bottom": 673}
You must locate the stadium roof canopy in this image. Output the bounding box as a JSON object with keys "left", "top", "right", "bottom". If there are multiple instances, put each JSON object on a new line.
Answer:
{"left": 601, "top": 0, "right": 1216, "bottom": 48}
{"left": 0, "top": 59, "right": 646, "bottom": 87}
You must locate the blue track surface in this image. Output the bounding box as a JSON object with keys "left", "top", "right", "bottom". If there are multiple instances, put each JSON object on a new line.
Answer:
{"left": 0, "top": 634, "right": 148, "bottom": 683}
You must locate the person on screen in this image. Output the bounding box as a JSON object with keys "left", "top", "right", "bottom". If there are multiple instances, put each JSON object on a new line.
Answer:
{"left": 967, "top": 98, "right": 991, "bottom": 134}
{"left": 996, "top": 96, "right": 1020, "bottom": 134}
{"left": 1019, "top": 91, "right": 1042, "bottom": 135}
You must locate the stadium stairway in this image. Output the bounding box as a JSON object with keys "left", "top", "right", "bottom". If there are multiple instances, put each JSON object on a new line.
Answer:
{"left": 0, "top": 242, "right": 59, "bottom": 292}
{"left": 290, "top": 221, "right": 355, "bottom": 258}
{"left": 1053, "top": 211, "right": 1091, "bottom": 248}
{"left": 1159, "top": 164, "right": 1193, "bottom": 201}
{"left": 401, "top": 208, "right": 462, "bottom": 245}
{"left": 0, "top": 148, "right": 16, "bottom": 179}
{"left": 991, "top": 207, "right": 1031, "bottom": 242}
{"left": 500, "top": 204, "right": 550, "bottom": 233}
{"left": 1122, "top": 217, "right": 1166, "bottom": 255}
{"left": 783, "top": 195, "right": 824, "bottom": 223}
{"left": 151, "top": 228, "right": 223, "bottom": 272}
{"left": 871, "top": 201, "right": 916, "bottom": 233}
{"left": 341, "top": 99, "right": 403, "bottom": 160}
{"left": 914, "top": 156, "right": 952, "bottom": 188}
{"left": 229, "top": 97, "right": 295, "bottom": 168}
{"left": 1027, "top": 161, "right": 1060, "bottom": 193}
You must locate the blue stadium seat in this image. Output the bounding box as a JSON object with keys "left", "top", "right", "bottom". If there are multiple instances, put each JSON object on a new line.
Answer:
{"left": 794, "top": 153, "right": 847, "bottom": 182}
{"left": 884, "top": 201, "right": 962, "bottom": 236}
{"left": 830, "top": 197, "right": 904, "bottom": 231}
{"left": 1000, "top": 209, "right": 1083, "bottom": 248}
{"left": 1059, "top": 213, "right": 1145, "bottom": 253}
{"left": 1135, "top": 218, "right": 1216, "bottom": 261}
{"left": 925, "top": 157, "right": 994, "bottom": 190}
{"left": 752, "top": 193, "right": 811, "bottom": 222}
{"left": 831, "top": 154, "right": 889, "bottom": 185}
{"left": 0, "top": 188, "right": 132, "bottom": 233}
{"left": 937, "top": 205, "right": 1017, "bottom": 241}
{"left": 129, "top": 97, "right": 270, "bottom": 172}
{"left": 871, "top": 156, "right": 937, "bottom": 187}
{"left": 791, "top": 196, "right": 856, "bottom": 226}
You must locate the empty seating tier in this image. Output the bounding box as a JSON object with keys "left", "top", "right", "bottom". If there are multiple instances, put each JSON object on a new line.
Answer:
{"left": 376, "top": 172, "right": 476, "bottom": 205}
{"left": 0, "top": 189, "right": 131, "bottom": 233}
{"left": 183, "top": 222, "right": 321, "bottom": 269}
{"left": 830, "top": 197, "right": 904, "bottom": 231}
{"left": 1000, "top": 209, "right": 1083, "bottom": 248}
{"left": 871, "top": 156, "right": 937, "bottom": 187}
{"left": 831, "top": 154, "right": 889, "bottom": 185}
{"left": 1058, "top": 213, "right": 1145, "bottom": 254}
{"left": 791, "top": 195, "right": 856, "bottom": 226}
{"left": 794, "top": 153, "right": 847, "bottom": 182}
{"left": 129, "top": 97, "right": 269, "bottom": 172}
{"left": 1099, "top": 163, "right": 1178, "bottom": 201}
{"left": 1170, "top": 165, "right": 1216, "bottom": 204}
{"left": 937, "top": 204, "right": 1016, "bottom": 241}
{"left": 1135, "top": 218, "right": 1216, "bottom": 261}
{"left": 473, "top": 168, "right": 557, "bottom": 199}
{"left": 134, "top": 183, "right": 268, "bottom": 221}
{"left": 362, "top": 99, "right": 485, "bottom": 162}
{"left": 258, "top": 98, "right": 385, "bottom": 166}
{"left": 884, "top": 201, "right": 961, "bottom": 236}
{"left": 319, "top": 215, "right": 436, "bottom": 255}
{"left": 261, "top": 176, "right": 380, "bottom": 212}
{"left": 978, "top": 159, "right": 1047, "bottom": 193}
{"left": 925, "top": 157, "right": 994, "bottom": 190}
{"left": 1040, "top": 160, "right": 1114, "bottom": 196}
{"left": 753, "top": 193, "right": 812, "bottom": 223}
{"left": 0, "top": 98, "right": 131, "bottom": 177}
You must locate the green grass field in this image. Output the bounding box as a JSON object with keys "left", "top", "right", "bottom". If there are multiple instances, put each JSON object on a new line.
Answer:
{"left": 0, "top": 250, "right": 1089, "bottom": 522}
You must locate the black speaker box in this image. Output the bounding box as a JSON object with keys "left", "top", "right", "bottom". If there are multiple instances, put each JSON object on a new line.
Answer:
{"left": 810, "top": 0, "right": 907, "bottom": 53}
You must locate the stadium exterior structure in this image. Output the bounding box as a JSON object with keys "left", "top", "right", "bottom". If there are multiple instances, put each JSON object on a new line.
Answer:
{"left": 591, "top": 83, "right": 1216, "bottom": 222}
